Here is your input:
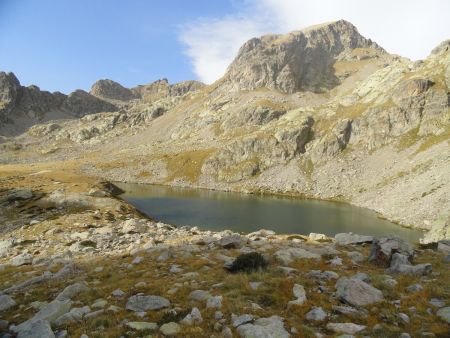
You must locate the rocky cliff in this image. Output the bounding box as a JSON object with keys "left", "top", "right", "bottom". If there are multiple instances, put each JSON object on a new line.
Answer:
{"left": 223, "top": 20, "right": 386, "bottom": 93}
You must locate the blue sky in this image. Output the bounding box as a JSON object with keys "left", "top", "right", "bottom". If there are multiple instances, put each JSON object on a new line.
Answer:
{"left": 0, "top": 0, "right": 235, "bottom": 93}
{"left": 1, "top": 0, "right": 449, "bottom": 93}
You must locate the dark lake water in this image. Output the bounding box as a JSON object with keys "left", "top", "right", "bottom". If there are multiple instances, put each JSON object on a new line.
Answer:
{"left": 116, "top": 183, "right": 423, "bottom": 242}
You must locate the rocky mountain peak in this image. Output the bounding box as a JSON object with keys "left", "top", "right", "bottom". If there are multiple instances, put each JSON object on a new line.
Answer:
{"left": 223, "top": 19, "right": 385, "bottom": 93}
{"left": 90, "top": 79, "right": 136, "bottom": 101}
{"left": 0, "top": 72, "right": 22, "bottom": 122}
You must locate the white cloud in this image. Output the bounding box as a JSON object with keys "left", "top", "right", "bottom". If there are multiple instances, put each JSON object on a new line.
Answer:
{"left": 180, "top": 0, "right": 450, "bottom": 84}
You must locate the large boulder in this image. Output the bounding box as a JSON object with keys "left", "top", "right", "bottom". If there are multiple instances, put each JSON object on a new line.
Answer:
{"left": 388, "top": 253, "right": 432, "bottom": 275}
{"left": 237, "top": 316, "right": 290, "bottom": 338}
{"left": 335, "top": 277, "right": 384, "bottom": 307}
{"left": 0, "top": 294, "right": 16, "bottom": 311}
{"left": 16, "top": 319, "right": 55, "bottom": 338}
{"left": 126, "top": 295, "right": 170, "bottom": 312}
{"left": 369, "top": 236, "right": 414, "bottom": 267}
{"left": 335, "top": 233, "right": 373, "bottom": 246}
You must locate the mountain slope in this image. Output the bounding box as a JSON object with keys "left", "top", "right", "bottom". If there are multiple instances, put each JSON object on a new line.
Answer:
{"left": 0, "top": 21, "right": 448, "bottom": 241}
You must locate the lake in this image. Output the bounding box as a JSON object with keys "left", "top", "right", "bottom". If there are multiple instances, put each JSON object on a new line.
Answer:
{"left": 116, "top": 183, "right": 423, "bottom": 242}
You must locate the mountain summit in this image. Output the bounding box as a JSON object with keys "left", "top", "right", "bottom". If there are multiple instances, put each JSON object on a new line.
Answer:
{"left": 223, "top": 20, "right": 385, "bottom": 93}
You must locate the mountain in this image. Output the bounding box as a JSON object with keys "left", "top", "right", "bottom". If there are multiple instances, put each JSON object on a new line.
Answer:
{"left": 0, "top": 20, "right": 448, "bottom": 242}
{"left": 223, "top": 20, "right": 385, "bottom": 93}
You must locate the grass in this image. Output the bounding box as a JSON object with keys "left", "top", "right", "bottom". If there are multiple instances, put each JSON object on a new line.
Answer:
{"left": 162, "top": 148, "right": 214, "bottom": 183}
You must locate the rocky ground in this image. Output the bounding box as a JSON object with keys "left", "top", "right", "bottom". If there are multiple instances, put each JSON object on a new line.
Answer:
{"left": 0, "top": 166, "right": 449, "bottom": 338}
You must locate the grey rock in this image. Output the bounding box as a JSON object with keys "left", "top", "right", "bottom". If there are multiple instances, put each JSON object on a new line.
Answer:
{"left": 188, "top": 290, "right": 211, "bottom": 302}
{"left": 436, "top": 307, "right": 450, "bottom": 323}
{"left": 218, "top": 234, "right": 248, "bottom": 249}
{"left": 237, "top": 316, "right": 289, "bottom": 338}
{"left": 288, "top": 284, "right": 307, "bottom": 308}
{"left": 306, "top": 307, "right": 327, "bottom": 321}
{"left": 335, "top": 233, "right": 373, "bottom": 246}
{"left": 159, "top": 322, "right": 180, "bottom": 336}
{"left": 126, "top": 322, "right": 158, "bottom": 331}
{"left": 181, "top": 307, "right": 203, "bottom": 326}
{"left": 307, "top": 270, "right": 339, "bottom": 280}
{"left": 10, "top": 253, "right": 33, "bottom": 266}
{"left": 111, "top": 289, "right": 126, "bottom": 297}
{"left": 369, "top": 236, "right": 414, "bottom": 267}
{"left": 206, "top": 295, "right": 223, "bottom": 309}
{"left": 53, "top": 306, "right": 90, "bottom": 326}
{"left": 126, "top": 295, "right": 170, "bottom": 312}
{"left": 326, "top": 322, "right": 366, "bottom": 334}
{"left": 347, "top": 251, "right": 364, "bottom": 263}
{"left": 388, "top": 253, "right": 432, "bottom": 275}
{"left": 336, "top": 277, "right": 384, "bottom": 307}
{"left": 16, "top": 319, "right": 55, "bottom": 338}
{"left": 406, "top": 283, "right": 423, "bottom": 292}
{"left": 55, "top": 282, "right": 90, "bottom": 301}
{"left": 274, "top": 247, "right": 321, "bottom": 265}
{"left": 232, "top": 314, "right": 255, "bottom": 327}
{"left": 0, "top": 294, "right": 16, "bottom": 311}
{"left": 397, "top": 313, "right": 410, "bottom": 324}
{"left": 399, "top": 333, "right": 411, "bottom": 338}
{"left": 429, "top": 298, "right": 445, "bottom": 307}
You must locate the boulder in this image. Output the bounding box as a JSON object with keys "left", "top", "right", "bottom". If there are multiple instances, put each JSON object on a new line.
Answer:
{"left": 16, "top": 319, "right": 55, "bottom": 338}
{"left": 288, "top": 284, "right": 307, "bottom": 308}
{"left": 159, "top": 322, "right": 180, "bottom": 336}
{"left": 10, "top": 253, "right": 33, "bottom": 266}
{"left": 335, "top": 233, "right": 373, "bottom": 246}
{"left": 232, "top": 314, "right": 255, "bottom": 327}
{"left": 237, "top": 316, "right": 289, "bottom": 338}
{"left": 126, "top": 322, "right": 158, "bottom": 331}
{"left": 188, "top": 290, "right": 211, "bottom": 302}
{"left": 120, "top": 219, "right": 148, "bottom": 234}
{"left": 369, "top": 236, "right": 414, "bottom": 267}
{"left": 388, "top": 253, "right": 432, "bottom": 275}
{"left": 335, "top": 277, "right": 384, "bottom": 307}
{"left": 306, "top": 307, "right": 328, "bottom": 321}
{"left": 55, "top": 282, "right": 90, "bottom": 301}
{"left": 274, "top": 247, "right": 321, "bottom": 265}
{"left": 53, "top": 306, "right": 90, "bottom": 326}
{"left": 0, "top": 294, "right": 16, "bottom": 311}
{"left": 125, "top": 295, "right": 170, "bottom": 312}
{"left": 326, "top": 322, "right": 367, "bottom": 334}
{"left": 436, "top": 307, "right": 450, "bottom": 324}
{"left": 218, "top": 234, "right": 248, "bottom": 249}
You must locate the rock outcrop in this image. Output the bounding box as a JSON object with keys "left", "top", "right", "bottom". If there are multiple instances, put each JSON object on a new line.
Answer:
{"left": 223, "top": 20, "right": 384, "bottom": 93}
{"left": 90, "top": 79, "right": 136, "bottom": 101}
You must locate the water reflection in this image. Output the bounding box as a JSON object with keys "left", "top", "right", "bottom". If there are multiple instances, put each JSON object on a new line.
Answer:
{"left": 116, "top": 183, "right": 423, "bottom": 242}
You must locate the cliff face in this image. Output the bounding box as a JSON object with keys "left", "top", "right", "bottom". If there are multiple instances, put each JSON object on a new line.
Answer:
{"left": 223, "top": 20, "right": 385, "bottom": 93}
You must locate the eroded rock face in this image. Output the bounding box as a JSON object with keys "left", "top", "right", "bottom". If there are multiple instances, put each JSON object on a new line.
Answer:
{"left": 223, "top": 20, "right": 384, "bottom": 93}
{"left": 0, "top": 72, "right": 21, "bottom": 122}
{"left": 61, "top": 90, "right": 117, "bottom": 117}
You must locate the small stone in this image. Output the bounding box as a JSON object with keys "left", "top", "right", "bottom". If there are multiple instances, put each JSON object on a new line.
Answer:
{"left": 111, "top": 289, "right": 125, "bottom": 297}
{"left": 0, "top": 294, "right": 16, "bottom": 311}
{"left": 91, "top": 299, "right": 107, "bottom": 309}
{"left": 132, "top": 256, "right": 144, "bottom": 264}
{"left": 10, "top": 253, "right": 33, "bottom": 266}
{"left": 126, "top": 295, "right": 170, "bottom": 312}
{"left": 160, "top": 322, "right": 180, "bottom": 336}
{"left": 215, "top": 311, "right": 224, "bottom": 320}
{"left": 288, "top": 284, "right": 307, "bottom": 308}
{"left": 306, "top": 307, "right": 327, "bottom": 321}
{"left": 326, "top": 323, "right": 367, "bottom": 334}
{"left": 249, "top": 282, "right": 262, "bottom": 290}
{"left": 232, "top": 314, "right": 254, "bottom": 327}
{"left": 398, "top": 313, "right": 410, "bottom": 324}
{"left": 126, "top": 322, "right": 158, "bottom": 331}
{"left": 405, "top": 283, "right": 423, "bottom": 292}
{"left": 329, "top": 257, "right": 343, "bottom": 266}
{"left": 347, "top": 251, "right": 364, "bottom": 263}
{"left": 436, "top": 307, "right": 450, "bottom": 323}
{"left": 188, "top": 290, "right": 211, "bottom": 302}
{"left": 429, "top": 298, "right": 445, "bottom": 308}
{"left": 399, "top": 333, "right": 411, "bottom": 338}
{"left": 206, "top": 296, "right": 223, "bottom": 309}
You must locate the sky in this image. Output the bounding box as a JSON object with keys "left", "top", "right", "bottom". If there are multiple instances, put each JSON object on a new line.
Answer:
{"left": 0, "top": 0, "right": 449, "bottom": 93}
